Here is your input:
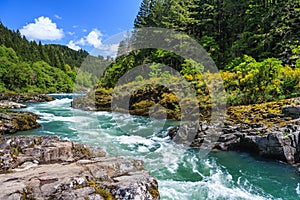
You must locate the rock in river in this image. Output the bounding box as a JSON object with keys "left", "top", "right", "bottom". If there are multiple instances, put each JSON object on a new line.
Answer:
{"left": 0, "top": 111, "right": 40, "bottom": 135}
{"left": 0, "top": 136, "right": 160, "bottom": 200}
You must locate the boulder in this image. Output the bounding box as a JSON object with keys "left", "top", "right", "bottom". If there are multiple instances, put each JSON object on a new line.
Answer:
{"left": 168, "top": 120, "right": 300, "bottom": 166}
{"left": 0, "top": 111, "right": 40, "bottom": 135}
{"left": 282, "top": 105, "right": 300, "bottom": 119}
{"left": 0, "top": 136, "right": 160, "bottom": 200}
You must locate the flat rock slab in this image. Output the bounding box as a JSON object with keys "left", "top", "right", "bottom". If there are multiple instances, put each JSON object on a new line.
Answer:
{"left": 0, "top": 136, "right": 159, "bottom": 200}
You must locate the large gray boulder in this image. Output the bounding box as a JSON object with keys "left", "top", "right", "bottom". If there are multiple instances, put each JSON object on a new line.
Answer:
{"left": 237, "top": 132, "right": 300, "bottom": 164}
{"left": 168, "top": 120, "right": 300, "bottom": 166}
{"left": 0, "top": 136, "right": 160, "bottom": 200}
{"left": 0, "top": 111, "right": 40, "bottom": 135}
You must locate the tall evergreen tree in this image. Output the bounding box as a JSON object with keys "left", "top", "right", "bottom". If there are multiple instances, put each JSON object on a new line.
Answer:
{"left": 134, "top": 0, "right": 156, "bottom": 28}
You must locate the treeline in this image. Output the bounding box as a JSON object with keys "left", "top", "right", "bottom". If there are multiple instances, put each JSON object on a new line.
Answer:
{"left": 0, "top": 45, "right": 76, "bottom": 93}
{"left": 97, "top": 0, "right": 300, "bottom": 106}
{"left": 0, "top": 22, "right": 89, "bottom": 70}
{"left": 134, "top": 0, "right": 299, "bottom": 67}
{"left": 0, "top": 22, "right": 110, "bottom": 93}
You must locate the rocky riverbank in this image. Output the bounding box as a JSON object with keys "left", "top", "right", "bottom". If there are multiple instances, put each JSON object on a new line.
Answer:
{"left": 72, "top": 87, "right": 300, "bottom": 166}
{"left": 0, "top": 111, "right": 40, "bottom": 135}
{"left": 0, "top": 101, "right": 27, "bottom": 109}
{"left": 0, "top": 92, "right": 55, "bottom": 103}
{"left": 0, "top": 93, "right": 55, "bottom": 135}
{"left": 169, "top": 98, "right": 300, "bottom": 166}
{"left": 0, "top": 136, "right": 159, "bottom": 200}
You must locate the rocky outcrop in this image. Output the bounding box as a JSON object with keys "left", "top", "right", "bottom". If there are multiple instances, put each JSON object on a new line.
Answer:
{"left": 168, "top": 97, "right": 300, "bottom": 166}
{"left": 0, "top": 93, "right": 50, "bottom": 135}
{"left": 169, "top": 120, "right": 300, "bottom": 166}
{"left": 0, "top": 93, "right": 54, "bottom": 103}
{"left": 0, "top": 136, "right": 160, "bottom": 200}
{"left": 235, "top": 131, "right": 300, "bottom": 164}
{"left": 72, "top": 84, "right": 199, "bottom": 120}
{"left": 0, "top": 101, "right": 27, "bottom": 109}
{"left": 0, "top": 111, "right": 40, "bottom": 135}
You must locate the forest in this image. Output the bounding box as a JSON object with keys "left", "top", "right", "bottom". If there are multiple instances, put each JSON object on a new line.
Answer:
{"left": 0, "top": 22, "right": 108, "bottom": 93}
{"left": 97, "top": 0, "right": 300, "bottom": 106}
{"left": 0, "top": 0, "right": 299, "bottom": 106}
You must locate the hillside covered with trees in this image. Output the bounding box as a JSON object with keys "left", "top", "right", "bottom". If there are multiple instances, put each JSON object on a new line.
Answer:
{"left": 95, "top": 0, "right": 300, "bottom": 108}
{"left": 0, "top": 22, "right": 97, "bottom": 93}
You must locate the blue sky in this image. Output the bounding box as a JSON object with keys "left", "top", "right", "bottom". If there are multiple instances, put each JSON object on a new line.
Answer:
{"left": 0, "top": 0, "right": 142, "bottom": 56}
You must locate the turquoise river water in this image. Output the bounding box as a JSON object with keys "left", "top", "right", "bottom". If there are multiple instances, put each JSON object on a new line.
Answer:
{"left": 15, "top": 94, "right": 300, "bottom": 200}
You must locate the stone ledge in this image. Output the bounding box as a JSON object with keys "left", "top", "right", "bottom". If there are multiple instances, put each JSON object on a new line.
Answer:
{"left": 0, "top": 136, "right": 159, "bottom": 200}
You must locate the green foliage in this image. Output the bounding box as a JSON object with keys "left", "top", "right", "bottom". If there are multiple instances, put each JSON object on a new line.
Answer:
{"left": 0, "top": 22, "right": 107, "bottom": 94}
{"left": 199, "top": 36, "right": 220, "bottom": 62}
{"left": 0, "top": 44, "right": 76, "bottom": 93}
{"left": 93, "top": 0, "right": 300, "bottom": 112}
{"left": 222, "top": 56, "right": 300, "bottom": 105}
{"left": 180, "top": 59, "right": 204, "bottom": 75}
{"left": 149, "top": 63, "right": 162, "bottom": 78}
{"left": 135, "top": 75, "right": 144, "bottom": 82}
{"left": 133, "top": 0, "right": 300, "bottom": 68}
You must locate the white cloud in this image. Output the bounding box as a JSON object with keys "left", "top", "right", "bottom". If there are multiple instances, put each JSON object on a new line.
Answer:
{"left": 54, "top": 14, "right": 62, "bottom": 19}
{"left": 86, "top": 29, "right": 103, "bottom": 48}
{"left": 76, "top": 38, "right": 86, "bottom": 45}
{"left": 98, "top": 43, "right": 119, "bottom": 58}
{"left": 68, "top": 31, "right": 75, "bottom": 36}
{"left": 70, "top": 29, "right": 118, "bottom": 57}
{"left": 83, "top": 29, "right": 87, "bottom": 32}
{"left": 20, "top": 16, "right": 64, "bottom": 41}
{"left": 67, "top": 40, "right": 81, "bottom": 51}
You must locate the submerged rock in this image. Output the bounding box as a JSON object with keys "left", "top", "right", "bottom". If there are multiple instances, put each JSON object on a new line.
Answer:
{"left": 0, "top": 136, "right": 160, "bottom": 200}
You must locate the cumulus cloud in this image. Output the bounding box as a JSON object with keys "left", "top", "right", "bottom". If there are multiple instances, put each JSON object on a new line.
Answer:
{"left": 98, "top": 43, "right": 119, "bottom": 58}
{"left": 67, "top": 40, "right": 81, "bottom": 51}
{"left": 70, "top": 29, "right": 118, "bottom": 57}
{"left": 86, "top": 29, "right": 103, "bottom": 48}
{"left": 20, "top": 16, "right": 64, "bottom": 41}
{"left": 76, "top": 38, "right": 86, "bottom": 46}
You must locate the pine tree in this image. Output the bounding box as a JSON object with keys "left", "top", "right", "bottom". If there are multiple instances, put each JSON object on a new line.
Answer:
{"left": 134, "top": 0, "right": 156, "bottom": 28}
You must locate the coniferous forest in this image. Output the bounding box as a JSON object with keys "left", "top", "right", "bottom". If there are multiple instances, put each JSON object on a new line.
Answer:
{"left": 93, "top": 0, "right": 300, "bottom": 107}
{"left": 0, "top": 22, "right": 94, "bottom": 93}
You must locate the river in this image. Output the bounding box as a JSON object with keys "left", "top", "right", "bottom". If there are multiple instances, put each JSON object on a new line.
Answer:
{"left": 16, "top": 94, "right": 300, "bottom": 200}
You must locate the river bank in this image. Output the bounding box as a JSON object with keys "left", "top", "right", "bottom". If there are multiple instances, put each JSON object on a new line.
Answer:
{"left": 72, "top": 90, "right": 300, "bottom": 167}
{"left": 0, "top": 136, "right": 159, "bottom": 199}
{"left": 17, "top": 94, "right": 300, "bottom": 199}
{"left": 0, "top": 93, "right": 54, "bottom": 135}
{"left": 169, "top": 97, "right": 300, "bottom": 166}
